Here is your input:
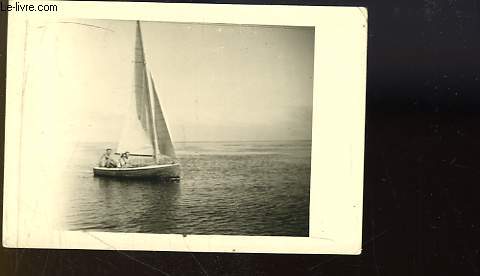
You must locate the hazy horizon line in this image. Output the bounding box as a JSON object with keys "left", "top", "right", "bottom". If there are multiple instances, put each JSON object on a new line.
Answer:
{"left": 86, "top": 139, "right": 312, "bottom": 144}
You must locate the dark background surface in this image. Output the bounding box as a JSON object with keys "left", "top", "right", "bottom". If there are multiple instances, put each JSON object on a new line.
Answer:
{"left": 1, "top": 0, "right": 480, "bottom": 275}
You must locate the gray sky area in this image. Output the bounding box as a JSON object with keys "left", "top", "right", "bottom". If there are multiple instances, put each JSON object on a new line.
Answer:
{"left": 24, "top": 19, "right": 314, "bottom": 143}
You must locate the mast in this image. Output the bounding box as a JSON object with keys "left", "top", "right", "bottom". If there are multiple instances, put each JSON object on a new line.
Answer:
{"left": 118, "top": 20, "right": 176, "bottom": 160}
{"left": 136, "top": 21, "right": 160, "bottom": 161}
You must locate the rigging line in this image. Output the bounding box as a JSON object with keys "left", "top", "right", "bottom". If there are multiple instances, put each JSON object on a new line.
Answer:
{"left": 57, "top": 21, "right": 115, "bottom": 32}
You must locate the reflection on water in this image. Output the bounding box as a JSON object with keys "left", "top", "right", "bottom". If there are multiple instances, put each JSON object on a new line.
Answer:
{"left": 65, "top": 141, "right": 310, "bottom": 236}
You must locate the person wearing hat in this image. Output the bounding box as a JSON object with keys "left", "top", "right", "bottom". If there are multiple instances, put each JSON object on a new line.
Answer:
{"left": 98, "top": 148, "right": 117, "bottom": 168}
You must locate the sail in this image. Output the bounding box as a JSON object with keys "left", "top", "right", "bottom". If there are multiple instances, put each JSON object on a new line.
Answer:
{"left": 116, "top": 21, "right": 176, "bottom": 160}
{"left": 116, "top": 84, "right": 153, "bottom": 155}
{"left": 149, "top": 72, "right": 176, "bottom": 158}
{"left": 116, "top": 21, "right": 152, "bottom": 155}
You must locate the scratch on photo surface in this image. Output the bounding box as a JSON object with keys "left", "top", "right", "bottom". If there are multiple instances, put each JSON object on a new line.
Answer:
{"left": 190, "top": 253, "right": 210, "bottom": 276}
{"left": 57, "top": 21, "right": 114, "bottom": 32}
{"left": 308, "top": 229, "right": 388, "bottom": 271}
{"left": 311, "top": 236, "right": 335, "bottom": 243}
{"left": 454, "top": 163, "right": 470, "bottom": 169}
{"left": 467, "top": 253, "right": 479, "bottom": 274}
{"left": 40, "top": 251, "right": 49, "bottom": 276}
{"left": 14, "top": 248, "right": 26, "bottom": 274}
{"left": 449, "top": 157, "right": 456, "bottom": 165}
{"left": 181, "top": 235, "right": 209, "bottom": 275}
{"left": 62, "top": 255, "right": 77, "bottom": 273}
{"left": 94, "top": 256, "right": 120, "bottom": 271}
{"left": 357, "top": 7, "right": 368, "bottom": 24}
{"left": 370, "top": 219, "right": 385, "bottom": 276}
{"left": 364, "top": 229, "right": 388, "bottom": 245}
{"left": 308, "top": 255, "right": 339, "bottom": 271}
{"left": 85, "top": 232, "right": 172, "bottom": 276}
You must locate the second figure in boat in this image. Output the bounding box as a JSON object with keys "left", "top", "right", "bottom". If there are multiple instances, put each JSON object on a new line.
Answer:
{"left": 117, "top": 152, "right": 130, "bottom": 168}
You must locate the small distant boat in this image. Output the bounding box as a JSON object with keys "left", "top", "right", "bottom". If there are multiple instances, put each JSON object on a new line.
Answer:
{"left": 93, "top": 21, "right": 180, "bottom": 179}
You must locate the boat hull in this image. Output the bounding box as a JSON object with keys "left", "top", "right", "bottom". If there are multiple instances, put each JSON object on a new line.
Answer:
{"left": 93, "top": 163, "right": 180, "bottom": 179}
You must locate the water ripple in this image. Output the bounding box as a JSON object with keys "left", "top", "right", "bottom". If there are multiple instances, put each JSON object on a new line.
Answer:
{"left": 65, "top": 141, "right": 310, "bottom": 236}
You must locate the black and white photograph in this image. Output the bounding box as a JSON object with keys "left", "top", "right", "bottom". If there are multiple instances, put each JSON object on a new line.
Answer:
{"left": 60, "top": 19, "right": 314, "bottom": 236}
{"left": 3, "top": 2, "right": 366, "bottom": 254}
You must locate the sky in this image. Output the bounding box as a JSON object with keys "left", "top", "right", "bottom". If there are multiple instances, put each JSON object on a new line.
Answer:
{"left": 22, "top": 19, "right": 314, "bottom": 143}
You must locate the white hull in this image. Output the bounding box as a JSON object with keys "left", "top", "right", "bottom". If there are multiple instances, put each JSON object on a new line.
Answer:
{"left": 93, "top": 163, "right": 180, "bottom": 179}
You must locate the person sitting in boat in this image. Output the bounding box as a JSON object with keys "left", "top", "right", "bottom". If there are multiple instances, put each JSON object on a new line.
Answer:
{"left": 98, "top": 148, "right": 117, "bottom": 168}
{"left": 117, "top": 152, "right": 130, "bottom": 168}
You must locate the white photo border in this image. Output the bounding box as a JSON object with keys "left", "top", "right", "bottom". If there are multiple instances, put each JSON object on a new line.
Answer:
{"left": 3, "top": 1, "right": 367, "bottom": 254}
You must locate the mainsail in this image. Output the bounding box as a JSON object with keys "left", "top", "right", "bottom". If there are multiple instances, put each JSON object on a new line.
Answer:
{"left": 116, "top": 21, "right": 176, "bottom": 160}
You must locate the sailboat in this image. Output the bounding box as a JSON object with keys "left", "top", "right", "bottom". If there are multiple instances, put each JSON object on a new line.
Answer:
{"left": 93, "top": 21, "right": 180, "bottom": 179}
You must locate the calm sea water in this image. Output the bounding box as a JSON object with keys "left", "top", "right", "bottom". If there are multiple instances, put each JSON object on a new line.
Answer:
{"left": 64, "top": 141, "right": 311, "bottom": 236}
